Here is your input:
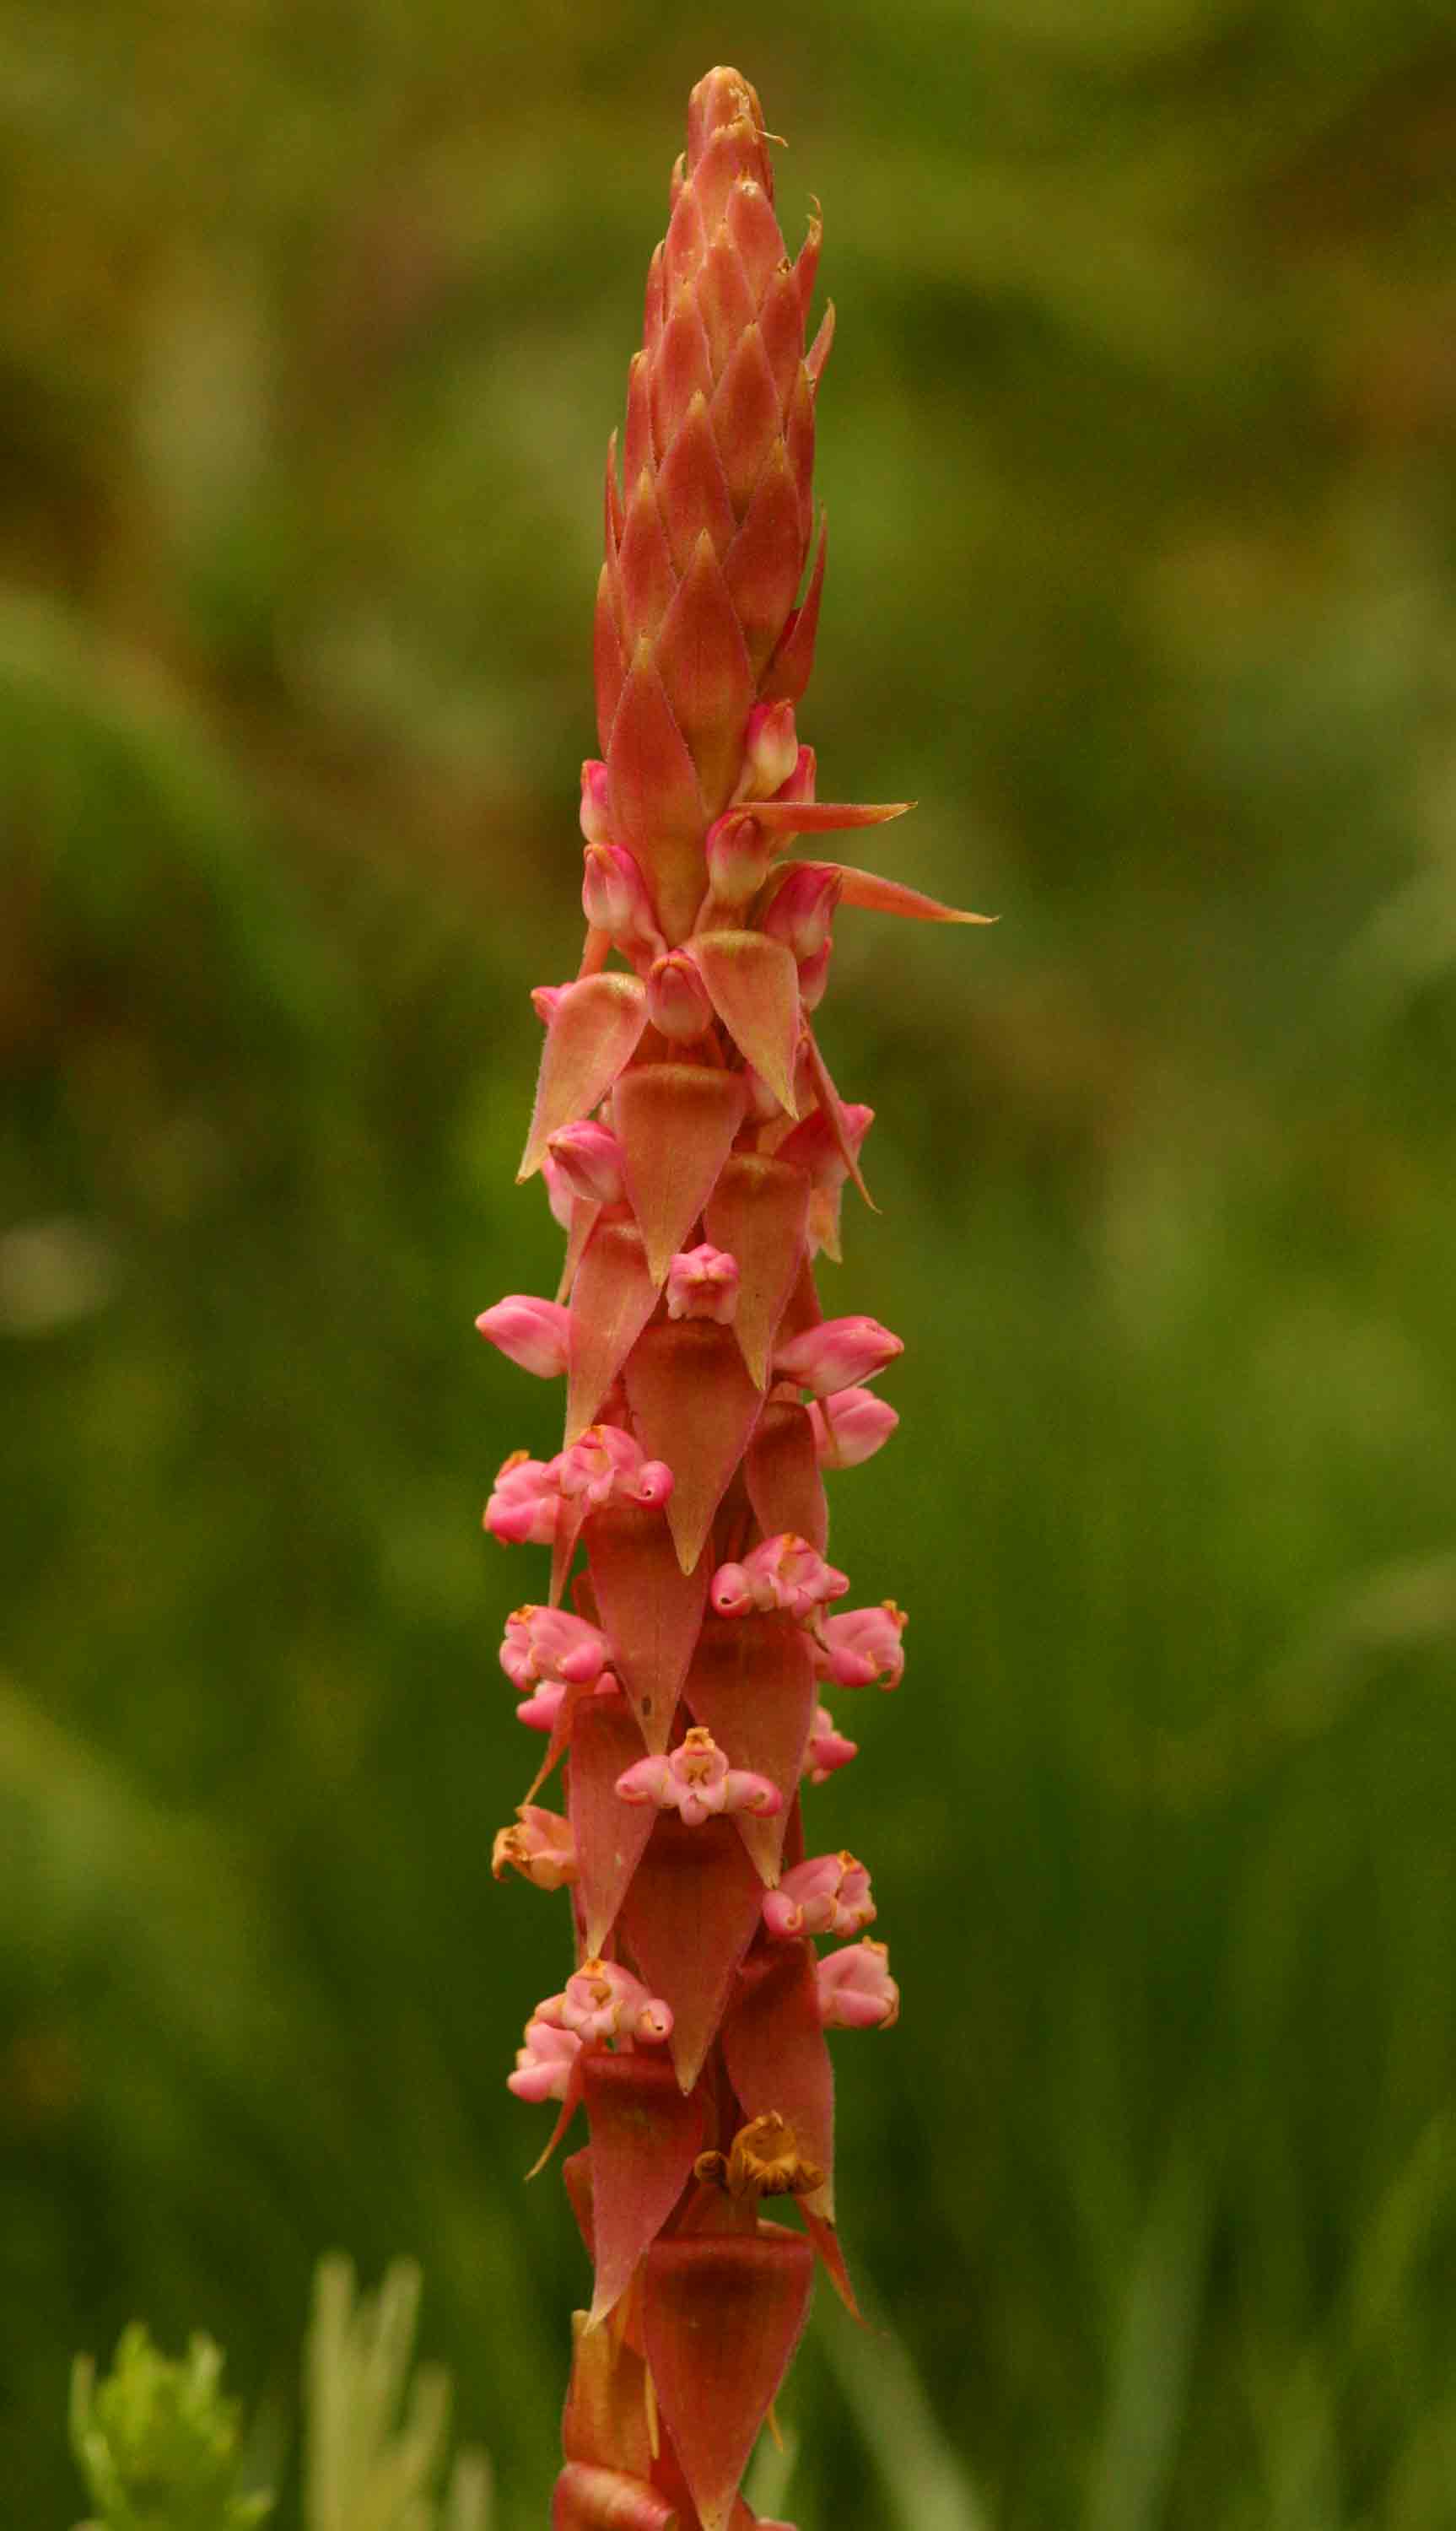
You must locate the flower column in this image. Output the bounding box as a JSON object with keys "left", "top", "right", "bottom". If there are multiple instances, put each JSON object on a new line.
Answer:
{"left": 477, "top": 67, "right": 986, "bottom": 2531}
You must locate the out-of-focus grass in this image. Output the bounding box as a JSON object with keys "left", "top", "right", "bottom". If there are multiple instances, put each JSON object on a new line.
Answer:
{"left": 4, "top": 3, "right": 1456, "bottom": 2526}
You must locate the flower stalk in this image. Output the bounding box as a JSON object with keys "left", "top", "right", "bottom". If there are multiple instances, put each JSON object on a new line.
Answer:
{"left": 480, "top": 67, "right": 985, "bottom": 2529}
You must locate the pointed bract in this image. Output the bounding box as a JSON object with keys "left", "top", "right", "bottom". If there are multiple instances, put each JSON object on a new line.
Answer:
{"left": 642, "top": 2233, "right": 814, "bottom": 2531}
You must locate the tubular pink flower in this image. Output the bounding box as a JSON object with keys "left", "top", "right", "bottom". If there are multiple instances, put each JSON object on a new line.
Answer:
{"left": 809, "top": 1385, "right": 901, "bottom": 1469}
{"left": 500, "top": 1605, "right": 613, "bottom": 1691}
{"left": 493, "top": 1804, "right": 579, "bottom": 1892}
{"left": 546, "top": 1119, "right": 628, "bottom": 1207}
{"left": 484, "top": 1450, "right": 561, "bottom": 1546}
{"left": 709, "top": 1532, "right": 849, "bottom": 1619}
{"left": 814, "top": 1600, "right": 908, "bottom": 1690}
{"left": 816, "top": 1937, "right": 900, "bottom": 2030}
{"left": 476, "top": 1295, "right": 572, "bottom": 1379}
{"left": 763, "top": 1850, "right": 875, "bottom": 1940}
{"left": 774, "top": 1314, "right": 903, "bottom": 1398}
{"left": 538, "top": 1958, "right": 673, "bottom": 2048}
{"left": 509, "top": 2016, "right": 581, "bottom": 2103}
{"left": 665, "top": 1242, "right": 740, "bottom": 1323}
{"left": 804, "top": 1703, "right": 859, "bottom": 1783}
{"left": 616, "top": 1725, "right": 782, "bottom": 1827}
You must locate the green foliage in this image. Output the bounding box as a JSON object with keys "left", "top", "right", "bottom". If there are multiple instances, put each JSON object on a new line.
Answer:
{"left": 69, "top": 2325, "right": 271, "bottom": 2531}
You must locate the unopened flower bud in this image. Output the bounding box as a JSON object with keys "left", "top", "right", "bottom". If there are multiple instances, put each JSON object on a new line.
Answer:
{"left": 476, "top": 1294, "right": 571, "bottom": 1379}
{"left": 762, "top": 863, "right": 842, "bottom": 963}
{"left": 775, "top": 1314, "right": 903, "bottom": 1399}
{"left": 666, "top": 1243, "right": 740, "bottom": 1323}
{"left": 797, "top": 937, "right": 833, "bottom": 1010}
{"left": 579, "top": 758, "right": 614, "bottom": 848}
{"left": 736, "top": 701, "right": 800, "bottom": 802}
{"left": 582, "top": 842, "right": 665, "bottom": 957}
{"left": 809, "top": 1386, "right": 900, "bottom": 1469}
{"left": 547, "top": 1119, "right": 627, "bottom": 1206}
{"left": 646, "top": 947, "right": 715, "bottom": 1040}
{"left": 705, "top": 807, "right": 772, "bottom": 909}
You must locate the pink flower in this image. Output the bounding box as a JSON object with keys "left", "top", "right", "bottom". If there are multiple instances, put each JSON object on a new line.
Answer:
{"left": 508, "top": 2017, "right": 581, "bottom": 2103}
{"left": 616, "top": 1726, "right": 782, "bottom": 1827}
{"left": 646, "top": 949, "right": 715, "bottom": 1040}
{"left": 763, "top": 1850, "right": 875, "bottom": 1940}
{"left": 545, "top": 1119, "right": 627, "bottom": 1206}
{"left": 816, "top": 1938, "right": 899, "bottom": 2030}
{"left": 815, "top": 1600, "right": 907, "bottom": 1691}
{"left": 582, "top": 840, "right": 666, "bottom": 961}
{"left": 761, "top": 862, "right": 842, "bottom": 963}
{"left": 492, "top": 1805, "right": 578, "bottom": 1892}
{"left": 537, "top": 1957, "right": 672, "bottom": 2048}
{"left": 774, "top": 1314, "right": 903, "bottom": 1399}
{"left": 500, "top": 1605, "right": 613, "bottom": 1690}
{"left": 704, "top": 807, "right": 772, "bottom": 912}
{"left": 484, "top": 1451, "right": 561, "bottom": 1546}
{"left": 804, "top": 1704, "right": 859, "bottom": 1784}
{"left": 710, "top": 1534, "right": 850, "bottom": 1620}
{"left": 734, "top": 701, "right": 800, "bottom": 802}
{"left": 666, "top": 1244, "right": 740, "bottom": 1324}
{"left": 556, "top": 1422, "right": 673, "bottom": 1514}
{"left": 476, "top": 1295, "right": 571, "bottom": 1379}
{"left": 808, "top": 1386, "right": 900, "bottom": 1469}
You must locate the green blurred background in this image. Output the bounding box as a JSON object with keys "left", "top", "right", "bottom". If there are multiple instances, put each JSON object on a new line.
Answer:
{"left": 4, "top": 0, "right": 1455, "bottom": 2523}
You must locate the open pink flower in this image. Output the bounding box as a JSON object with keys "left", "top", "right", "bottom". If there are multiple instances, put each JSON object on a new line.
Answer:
{"left": 484, "top": 1450, "right": 561, "bottom": 1546}
{"left": 500, "top": 1605, "right": 613, "bottom": 1691}
{"left": 763, "top": 1850, "right": 875, "bottom": 1940}
{"left": 666, "top": 1244, "right": 740, "bottom": 1324}
{"left": 537, "top": 1958, "right": 672, "bottom": 2048}
{"left": 804, "top": 1704, "right": 859, "bottom": 1783}
{"left": 710, "top": 1534, "right": 849, "bottom": 1620}
{"left": 815, "top": 1600, "right": 908, "bottom": 1690}
{"left": 616, "top": 1726, "right": 782, "bottom": 1827}
{"left": 816, "top": 1938, "right": 900, "bottom": 2030}
{"left": 508, "top": 2017, "right": 581, "bottom": 2103}
{"left": 556, "top": 1423, "right": 673, "bottom": 1514}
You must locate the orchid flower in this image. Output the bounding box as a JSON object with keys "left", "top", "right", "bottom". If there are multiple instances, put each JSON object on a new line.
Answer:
{"left": 476, "top": 68, "right": 985, "bottom": 2528}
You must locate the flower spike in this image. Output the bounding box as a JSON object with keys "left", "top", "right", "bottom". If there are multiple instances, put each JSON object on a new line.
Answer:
{"left": 479, "top": 66, "right": 985, "bottom": 2521}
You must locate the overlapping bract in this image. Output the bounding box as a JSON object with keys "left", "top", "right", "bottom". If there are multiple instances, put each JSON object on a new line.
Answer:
{"left": 479, "top": 67, "right": 978, "bottom": 2531}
